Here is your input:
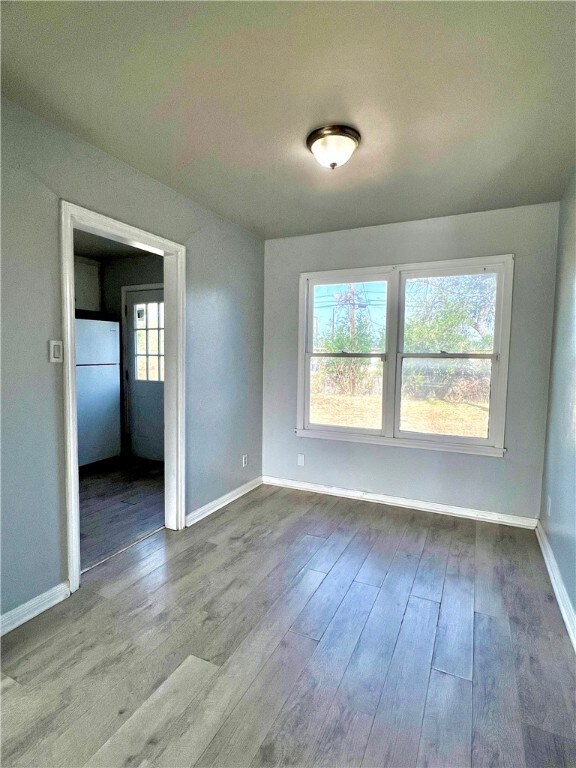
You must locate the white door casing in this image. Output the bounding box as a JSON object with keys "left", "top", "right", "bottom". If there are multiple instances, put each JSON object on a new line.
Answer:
{"left": 61, "top": 201, "right": 186, "bottom": 593}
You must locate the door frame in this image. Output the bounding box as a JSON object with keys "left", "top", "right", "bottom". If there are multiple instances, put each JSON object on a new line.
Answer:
{"left": 61, "top": 201, "right": 186, "bottom": 592}
{"left": 121, "top": 283, "right": 164, "bottom": 457}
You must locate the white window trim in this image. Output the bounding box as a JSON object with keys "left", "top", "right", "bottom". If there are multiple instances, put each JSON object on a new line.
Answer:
{"left": 296, "top": 254, "right": 514, "bottom": 457}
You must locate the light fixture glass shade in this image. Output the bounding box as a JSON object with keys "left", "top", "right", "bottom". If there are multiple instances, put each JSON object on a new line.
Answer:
{"left": 307, "top": 125, "right": 361, "bottom": 170}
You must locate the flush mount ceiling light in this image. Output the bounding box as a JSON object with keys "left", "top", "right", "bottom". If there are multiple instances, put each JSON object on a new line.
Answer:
{"left": 306, "top": 125, "right": 361, "bottom": 170}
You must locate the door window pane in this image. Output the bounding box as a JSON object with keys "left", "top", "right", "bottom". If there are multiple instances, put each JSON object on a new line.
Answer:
{"left": 399, "top": 357, "right": 491, "bottom": 437}
{"left": 403, "top": 273, "right": 497, "bottom": 353}
{"left": 309, "top": 357, "right": 383, "bottom": 430}
{"left": 135, "top": 304, "right": 146, "bottom": 329}
{"left": 159, "top": 302, "right": 164, "bottom": 328}
{"left": 160, "top": 356, "right": 165, "bottom": 382}
{"left": 148, "top": 356, "right": 159, "bottom": 381}
{"left": 313, "top": 281, "right": 387, "bottom": 353}
{"left": 159, "top": 329, "right": 164, "bottom": 355}
{"left": 136, "top": 330, "right": 146, "bottom": 355}
{"left": 147, "top": 330, "right": 159, "bottom": 355}
{"left": 147, "top": 302, "right": 159, "bottom": 329}
{"left": 136, "top": 356, "right": 147, "bottom": 380}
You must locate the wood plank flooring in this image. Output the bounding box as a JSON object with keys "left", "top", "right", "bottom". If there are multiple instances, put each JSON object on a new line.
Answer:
{"left": 2, "top": 485, "right": 575, "bottom": 767}
{"left": 79, "top": 458, "right": 165, "bottom": 570}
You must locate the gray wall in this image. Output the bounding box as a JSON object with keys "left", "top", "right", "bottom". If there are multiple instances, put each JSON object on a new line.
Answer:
{"left": 541, "top": 171, "right": 576, "bottom": 611}
{"left": 263, "top": 204, "right": 559, "bottom": 520}
{"left": 1, "top": 99, "right": 264, "bottom": 614}
{"left": 100, "top": 254, "right": 164, "bottom": 320}
{"left": 74, "top": 257, "right": 101, "bottom": 311}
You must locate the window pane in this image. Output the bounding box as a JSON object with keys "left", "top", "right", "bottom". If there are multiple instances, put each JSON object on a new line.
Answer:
{"left": 147, "top": 302, "right": 159, "bottom": 329}
{"left": 309, "top": 357, "right": 383, "bottom": 430}
{"left": 399, "top": 357, "right": 491, "bottom": 437}
{"left": 160, "top": 356, "right": 164, "bottom": 381}
{"left": 159, "top": 302, "right": 164, "bottom": 329}
{"left": 313, "top": 281, "right": 387, "bottom": 353}
{"left": 147, "top": 330, "right": 159, "bottom": 355}
{"left": 403, "top": 273, "right": 497, "bottom": 353}
{"left": 136, "top": 330, "right": 146, "bottom": 355}
{"left": 159, "top": 329, "right": 164, "bottom": 355}
{"left": 135, "top": 304, "right": 146, "bottom": 329}
{"left": 148, "top": 356, "right": 159, "bottom": 381}
{"left": 136, "top": 356, "right": 147, "bottom": 380}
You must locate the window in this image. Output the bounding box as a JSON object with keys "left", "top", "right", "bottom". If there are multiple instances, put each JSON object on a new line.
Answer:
{"left": 297, "top": 255, "right": 513, "bottom": 456}
{"left": 135, "top": 301, "right": 164, "bottom": 381}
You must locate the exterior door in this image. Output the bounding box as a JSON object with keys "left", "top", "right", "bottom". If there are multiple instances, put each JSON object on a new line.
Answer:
{"left": 125, "top": 288, "right": 165, "bottom": 461}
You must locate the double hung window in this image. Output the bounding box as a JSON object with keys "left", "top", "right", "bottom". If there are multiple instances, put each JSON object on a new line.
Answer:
{"left": 297, "top": 255, "right": 513, "bottom": 456}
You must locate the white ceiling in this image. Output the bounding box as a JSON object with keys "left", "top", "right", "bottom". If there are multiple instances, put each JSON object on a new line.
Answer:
{"left": 2, "top": 2, "right": 574, "bottom": 239}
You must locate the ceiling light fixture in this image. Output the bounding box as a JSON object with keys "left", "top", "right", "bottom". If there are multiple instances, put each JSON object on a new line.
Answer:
{"left": 306, "top": 125, "right": 361, "bottom": 170}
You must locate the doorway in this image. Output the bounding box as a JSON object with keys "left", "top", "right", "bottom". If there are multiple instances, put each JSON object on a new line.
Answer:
{"left": 61, "top": 201, "right": 186, "bottom": 591}
{"left": 75, "top": 246, "right": 165, "bottom": 570}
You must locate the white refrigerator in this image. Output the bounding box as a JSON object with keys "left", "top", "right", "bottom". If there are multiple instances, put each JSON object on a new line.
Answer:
{"left": 75, "top": 319, "right": 121, "bottom": 466}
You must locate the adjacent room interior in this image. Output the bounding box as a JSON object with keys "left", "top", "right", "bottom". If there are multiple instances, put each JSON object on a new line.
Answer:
{"left": 73, "top": 231, "right": 165, "bottom": 570}
{"left": 1, "top": 3, "right": 575, "bottom": 768}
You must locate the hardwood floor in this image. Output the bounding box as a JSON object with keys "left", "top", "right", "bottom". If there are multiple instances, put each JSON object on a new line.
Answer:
{"left": 79, "top": 458, "right": 164, "bottom": 570}
{"left": 2, "top": 485, "right": 575, "bottom": 767}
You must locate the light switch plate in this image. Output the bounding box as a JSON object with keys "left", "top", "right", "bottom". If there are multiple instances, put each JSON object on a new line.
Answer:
{"left": 49, "top": 340, "right": 64, "bottom": 363}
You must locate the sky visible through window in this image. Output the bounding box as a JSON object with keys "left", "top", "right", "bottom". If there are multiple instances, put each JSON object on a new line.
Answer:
{"left": 313, "top": 282, "right": 387, "bottom": 353}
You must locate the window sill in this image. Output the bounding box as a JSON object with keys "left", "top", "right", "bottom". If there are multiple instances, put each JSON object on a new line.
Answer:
{"left": 294, "top": 428, "right": 505, "bottom": 457}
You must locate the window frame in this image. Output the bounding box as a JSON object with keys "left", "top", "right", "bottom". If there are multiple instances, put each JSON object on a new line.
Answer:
{"left": 303, "top": 268, "right": 390, "bottom": 436}
{"left": 296, "top": 254, "right": 514, "bottom": 457}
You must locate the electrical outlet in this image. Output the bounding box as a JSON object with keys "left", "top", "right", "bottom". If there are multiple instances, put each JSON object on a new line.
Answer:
{"left": 242, "top": 454, "right": 248, "bottom": 468}
{"left": 546, "top": 496, "right": 551, "bottom": 518}
{"left": 297, "top": 453, "right": 305, "bottom": 467}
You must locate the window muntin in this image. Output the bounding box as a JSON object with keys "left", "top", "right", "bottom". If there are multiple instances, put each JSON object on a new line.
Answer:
{"left": 135, "top": 301, "right": 165, "bottom": 382}
{"left": 298, "top": 257, "right": 513, "bottom": 454}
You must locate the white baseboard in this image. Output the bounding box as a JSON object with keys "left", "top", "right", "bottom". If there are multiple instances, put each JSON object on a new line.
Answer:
{"left": 261, "top": 476, "right": 538, "bottom": 530}
{"left": 1, "top": 582, "right": 71, "bottom": 637}
{"left": 535, "top": 522, "right": 576, "bottom": 654}
{"left": 186, "top": 476, "right": 263, "bottom": 527}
